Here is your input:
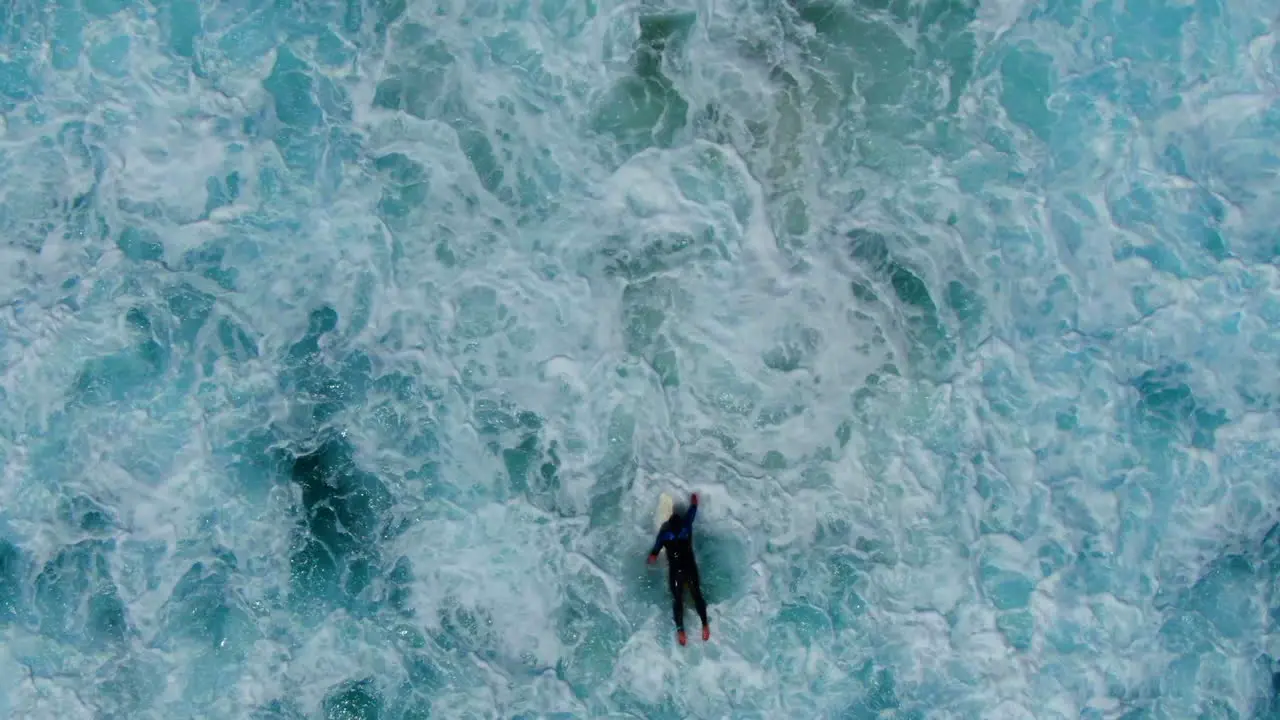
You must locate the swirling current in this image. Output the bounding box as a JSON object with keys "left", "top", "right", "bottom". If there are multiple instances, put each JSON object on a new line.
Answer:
{"left": 1, "top": 0, "right": 1279, "bottom": 717}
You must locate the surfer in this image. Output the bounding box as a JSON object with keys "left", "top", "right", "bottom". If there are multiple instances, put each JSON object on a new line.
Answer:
{"left": 647, "top": 492, "right": 710, "bottom": 645}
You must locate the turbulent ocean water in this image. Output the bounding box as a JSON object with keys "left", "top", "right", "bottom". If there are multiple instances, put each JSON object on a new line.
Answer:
{"left": 1, "top": 0, "right": 1279, "bottom": 717}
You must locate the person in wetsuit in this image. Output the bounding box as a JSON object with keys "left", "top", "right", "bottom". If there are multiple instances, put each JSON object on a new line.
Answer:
{"left": 647, "top": 492, "right": 710, "bottom": 646}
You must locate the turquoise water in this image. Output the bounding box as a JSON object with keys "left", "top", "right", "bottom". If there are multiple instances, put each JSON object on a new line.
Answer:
{"left": 1, "top": 0, "right": 1279, "bottom": 716}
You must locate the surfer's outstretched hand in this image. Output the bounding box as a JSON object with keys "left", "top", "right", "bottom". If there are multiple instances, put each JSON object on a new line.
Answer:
{"left": 690, "top": 492, "right": 699, "bottom": 505}
{"left": 646, "top": 552, "right": 658, "bottom": 565}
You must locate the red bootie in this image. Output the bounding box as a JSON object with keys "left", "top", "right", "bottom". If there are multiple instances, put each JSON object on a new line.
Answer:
{"left": 677, "top": 630, "right": 687, "bottom": 646}
{"left": 702, "top": 625, "right": 711, "bottom": 641}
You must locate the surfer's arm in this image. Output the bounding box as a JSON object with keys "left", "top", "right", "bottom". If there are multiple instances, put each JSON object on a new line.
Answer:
{"left": 647, "top": 530, "right": 668, "bottom": 562}
{"left": 686, "top": 493, "right": 698, "bottom": 524}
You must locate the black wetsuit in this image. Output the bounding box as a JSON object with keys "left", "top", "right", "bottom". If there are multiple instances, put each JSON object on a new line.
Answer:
{"left": 649, "top": 504, "right": 709, "bottom": 632}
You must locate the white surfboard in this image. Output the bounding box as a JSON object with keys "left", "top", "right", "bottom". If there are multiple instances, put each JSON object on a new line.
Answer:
{"left": 655, "top": 492, "right": 674, "bottom": 533}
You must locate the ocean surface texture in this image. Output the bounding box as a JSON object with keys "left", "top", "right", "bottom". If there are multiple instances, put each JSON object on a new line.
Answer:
{"left": 1, "top": 0, "right": 1279, "bottom": 717}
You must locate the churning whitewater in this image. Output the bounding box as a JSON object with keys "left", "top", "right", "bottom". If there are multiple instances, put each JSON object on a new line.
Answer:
{"left": 1, "top": 0, "right": 1279, "bottom": 717}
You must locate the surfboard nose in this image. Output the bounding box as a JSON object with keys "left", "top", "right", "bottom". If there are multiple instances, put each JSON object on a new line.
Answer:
{"left": 655, "top": 492, "right": 674, "bottom": 532}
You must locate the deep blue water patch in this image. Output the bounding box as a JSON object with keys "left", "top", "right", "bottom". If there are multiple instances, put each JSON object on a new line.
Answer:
{"left": 1131, "top": 364, "right": 1228, "bottom": 450}
{"left": 287, "top": 435, "right": 394, "bottom": 620}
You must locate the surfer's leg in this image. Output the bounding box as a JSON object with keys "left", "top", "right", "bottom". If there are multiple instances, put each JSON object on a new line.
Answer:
{"left": 689, "top": 565, "right": 710, "bottom": 638}
{"left": 691, "top": 579, "right": 709, "bottom": 626}
{"left": 669, "top": 571, "right": 685, "bottom": 631}
{"left": 669, "top": 570, "right": 689, "bottom": 645}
